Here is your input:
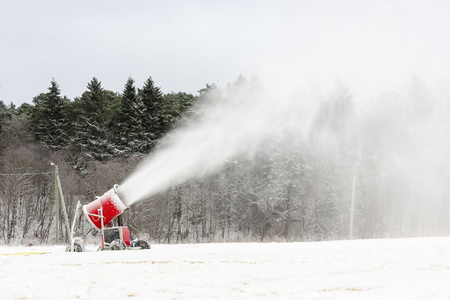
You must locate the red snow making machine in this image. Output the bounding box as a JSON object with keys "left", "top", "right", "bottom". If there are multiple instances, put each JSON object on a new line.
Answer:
{"left": 66, "top": 184, "right": 150, "bottom": 252}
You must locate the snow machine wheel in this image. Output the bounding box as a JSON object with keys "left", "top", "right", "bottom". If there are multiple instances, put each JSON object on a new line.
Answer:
{"left": 65, "top": 243, "right": 83, "bottom": 252}
{"left": 134, "top": 240, "right": 150, "bottom": 250}
{"left": 110, "top": 239, "right": 127, "bottom": 250}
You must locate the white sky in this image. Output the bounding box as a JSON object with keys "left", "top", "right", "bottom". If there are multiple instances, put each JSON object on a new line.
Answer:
{"left": 1, "top": 0, "right": 450, "bottom": 106}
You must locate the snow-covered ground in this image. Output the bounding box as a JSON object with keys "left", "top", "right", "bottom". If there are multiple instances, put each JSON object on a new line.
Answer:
{"left": 1, "top": 237, "right": 450, "bottom": 299}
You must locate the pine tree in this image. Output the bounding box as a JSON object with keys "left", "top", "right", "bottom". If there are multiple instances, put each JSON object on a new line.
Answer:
{"left": 0, "top": 100, "right": 12, "bottom": 133}
{"left": 73, "top": 77, "right": 112, "bottom": 160}
{"left": 163, "top": 92, "right": 195, "bottom": 129}
{"left": 138, "top": 77, "right": 165, "bottom": 152}
{"left": 113, "top": 77, "right": 145, "bottom": 155}
{"left": 30, "top": 79, "right": 69, "bottom": 150}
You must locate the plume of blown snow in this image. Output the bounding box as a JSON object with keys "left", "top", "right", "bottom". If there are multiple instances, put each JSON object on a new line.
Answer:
{"left": 119, "top": 79, "right": 319, "bottom": 205}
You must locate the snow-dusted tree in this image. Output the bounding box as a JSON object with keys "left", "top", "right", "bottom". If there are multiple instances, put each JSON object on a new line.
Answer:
{"left": 163, "top": 92, "right": 195, "bottom": 130}
{"left": 0, "top": 101, "right": 17, "bottom": 153}
{"left": 0, "top": 144, "right": 53, "bottom": 244}
{"left": 73, "top": 77, "right": 113, "bottom": 161}
{"left": 0, "top": 101, "right": 13, "bottom": 133}
{"left": 265, "top": 137, "right": 310, "bottom": 240}
{"left": 30, "top": 79, "right": 70, "bottom": 150}
{"left": 112, "top": 77, "right": 145, "bottom": 155}
{"left": 310, "top": 80, "right": 356, "bottom": 158}
{"left": 138, "top": 77, "right": 165, "bottom": 152}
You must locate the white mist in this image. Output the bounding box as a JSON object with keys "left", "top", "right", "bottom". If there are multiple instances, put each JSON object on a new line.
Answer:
{"left": 118, "top": 79, "right": 318, "bottom": 205}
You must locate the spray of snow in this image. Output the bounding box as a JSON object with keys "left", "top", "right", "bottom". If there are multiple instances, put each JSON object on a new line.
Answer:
{"left": 119, "top": 79, "right": 319, "bottom": 205}
{"left": 117, "top": 70, "right": 450, "bottom": 238}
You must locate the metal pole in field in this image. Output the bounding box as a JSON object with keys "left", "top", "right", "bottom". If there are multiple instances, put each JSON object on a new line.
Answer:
{"left": 51, "top": 163, "right": 59, "bottom": 244}
{"left": 56, "top": 173, "right": 71, "bottom": 241}
{"left": 349, "top": 163, "right": 358, "bottom": 239}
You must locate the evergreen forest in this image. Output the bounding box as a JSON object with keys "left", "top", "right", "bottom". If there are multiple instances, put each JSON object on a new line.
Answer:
{"left": 1, "top": 75, "right": 450, "bottom": 245}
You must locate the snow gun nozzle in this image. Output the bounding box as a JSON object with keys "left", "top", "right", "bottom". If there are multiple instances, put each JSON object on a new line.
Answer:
{"left": 82, "top": 184, "right": 128, "bottom": 230}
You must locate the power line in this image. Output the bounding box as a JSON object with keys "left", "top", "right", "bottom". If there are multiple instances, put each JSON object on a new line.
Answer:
{"left": 0, "top": 171, "right": 54, "bottom": 176}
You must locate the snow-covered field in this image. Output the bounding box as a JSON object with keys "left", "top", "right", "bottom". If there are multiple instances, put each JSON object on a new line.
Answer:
{"left": 1, "top": 237, "right": 450, "bottom": 299}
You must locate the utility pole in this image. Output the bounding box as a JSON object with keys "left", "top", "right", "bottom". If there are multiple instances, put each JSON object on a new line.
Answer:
{"left": 52, "top": 163, "right": 59, "bottom": 244}
{"left": 56, "top": 171, "right": 71, "bottom": 240}
{"left": 349, "top": 162, "right": 358, "bottom": 239}
{"left": 51, "top": 162, "right": 71, "bottom": 244}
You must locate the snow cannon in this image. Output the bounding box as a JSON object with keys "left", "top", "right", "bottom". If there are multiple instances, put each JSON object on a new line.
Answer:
{"left": 66, "top": 184, "right": 149, "bottom": 252}
{"left": 82, "top": 184, "right": 128, "bottom": 230}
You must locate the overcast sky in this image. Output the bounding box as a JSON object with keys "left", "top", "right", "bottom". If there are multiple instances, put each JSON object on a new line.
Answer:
{"left": 2, "top": 0, "right": 450, "bottom": 106}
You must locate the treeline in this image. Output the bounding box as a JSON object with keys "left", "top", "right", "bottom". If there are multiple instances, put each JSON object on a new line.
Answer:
{"left": 0, "top": 76, "right": 196, "bottom": 243}
{"left": 1, "top": 76, "right": 450, "bottom": 244}
{"left": 26, "top": 77, "right": 195, "bottom": 160}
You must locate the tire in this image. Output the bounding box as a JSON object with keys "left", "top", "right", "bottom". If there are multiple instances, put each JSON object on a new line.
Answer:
{"left": 65, "top": 243, "right": 83, "bottom": 252}
{"left": 134, "top": 240, "right": 150, "bottom": 250}
{"left": 110, "top": 239, "right": 127, "bottom": 250}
